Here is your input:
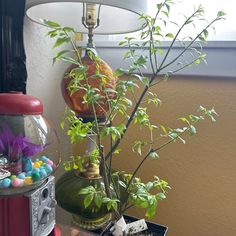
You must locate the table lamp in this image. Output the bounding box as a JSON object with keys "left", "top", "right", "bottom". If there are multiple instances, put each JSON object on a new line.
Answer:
{"left": 25, "top": 0, "right": 148, "bottom": 122}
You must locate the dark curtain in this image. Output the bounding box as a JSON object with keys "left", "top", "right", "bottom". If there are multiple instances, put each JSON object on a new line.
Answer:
{"left": 0, "top": 0, "right": 27, "bottom": 93}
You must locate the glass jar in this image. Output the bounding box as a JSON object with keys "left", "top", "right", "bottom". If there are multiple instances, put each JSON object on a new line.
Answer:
{"left": 0, "top": 92, "right": 60, "bottom": 195}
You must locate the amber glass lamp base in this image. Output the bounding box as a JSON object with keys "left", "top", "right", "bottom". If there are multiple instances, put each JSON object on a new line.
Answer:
{"left": 61, "top": 53, "right": 118, "bottom": 121}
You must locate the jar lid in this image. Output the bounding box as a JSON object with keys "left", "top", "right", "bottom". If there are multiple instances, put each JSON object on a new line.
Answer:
{"left": 0, "top": 92, "right": 43, "bottom": 115}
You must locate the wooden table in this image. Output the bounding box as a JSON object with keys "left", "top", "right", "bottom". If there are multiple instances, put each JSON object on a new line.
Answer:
{"left": 53, "top": 224, "right": 98, "bottom": 236}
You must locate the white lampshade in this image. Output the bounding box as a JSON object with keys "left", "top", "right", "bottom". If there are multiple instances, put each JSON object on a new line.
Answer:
{"left": 25, "top": 0, "right": 148, "bottom": 34}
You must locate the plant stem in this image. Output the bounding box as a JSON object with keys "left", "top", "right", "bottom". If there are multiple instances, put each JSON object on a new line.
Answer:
{"left": 63, "top": 29, "right": 82, "bottom": 64}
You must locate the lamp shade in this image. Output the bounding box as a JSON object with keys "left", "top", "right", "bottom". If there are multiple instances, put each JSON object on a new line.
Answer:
{"left": 25, "top": 0, "right": 148, "bottom": 34}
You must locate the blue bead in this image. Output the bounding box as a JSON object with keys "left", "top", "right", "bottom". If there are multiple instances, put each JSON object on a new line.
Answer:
{"left": 45, "top": 164, "right": 53, "bottom": 174}
{"left": 1, "top": 178, "right": 11, "bottom": 188}
{"left": 41, "top": 156, "right": 49, "bottom": 162}
{"left": 32, "top": 168, "right": 40, "bottom": 174}
{"left": 40, "top": 169, "right": 47, "bottom": 178}
{"left": 18, "top": 173, "right": 26, "bottom": 179}
{"left": 26, "top": 171, "right": 32, "bottom": 177}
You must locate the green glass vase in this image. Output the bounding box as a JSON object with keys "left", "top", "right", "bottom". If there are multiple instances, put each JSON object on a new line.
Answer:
{"left": 56, "top": 169, "right": 112, "bottom": 230}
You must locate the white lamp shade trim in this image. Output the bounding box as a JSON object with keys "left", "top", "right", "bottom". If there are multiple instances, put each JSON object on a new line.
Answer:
{"left": 25, "top": 0, "right": 148, "bottom": 34}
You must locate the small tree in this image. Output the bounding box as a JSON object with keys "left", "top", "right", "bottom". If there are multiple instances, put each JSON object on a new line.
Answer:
{"left": 44, "top": 0, "right": 225, "bottom": 220}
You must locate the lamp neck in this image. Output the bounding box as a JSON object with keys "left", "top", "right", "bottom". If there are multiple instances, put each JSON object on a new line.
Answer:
{"left": 82, "top": 3, "right": 101, "bottom": 49}
{"left": 87, "top": 27, "right": 95, "bottom": 48}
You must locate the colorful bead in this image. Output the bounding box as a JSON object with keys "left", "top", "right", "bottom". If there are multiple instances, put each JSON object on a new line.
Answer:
{"left": 0, "top": 156, "right": 55, "bottom": 189}
{"left": 18, "top": 173, "right": 26, "bottom": 179}
{"left": 32, "top": 168, "right": 40, "bottom": 174}
{"left": 10, "top": 175, "right": 17, "bottom": 180}
{"left": 32, "top": 172, "right": 41, "bottom": 182}
{"left": 40, "top": 169, "right": 47, "bottom": 178}
{"left": 12, "top": 178, "right": 23, "bottom": 187}
{"left": 26, "top": 171, "right": 32, "bottom": 177}
{"left": 24, "top": 177, "right": 33, "bottom": 185}
{"left": 41, "top": 156, "right": 49, "bottom": 162}
{"left": 47, "top": 160, "right": 53, "bottom": 166}
{"left": 1, "top": 178, "right": 11, "bottom": 188}
{"left": 52, "top": 163, "right": 57, "bottom": 170}
{"left": 33, "top": 162, "right": 41, "bottom": 168}
{"left": 45, "top": 164, "right": 53, "bottom": 174}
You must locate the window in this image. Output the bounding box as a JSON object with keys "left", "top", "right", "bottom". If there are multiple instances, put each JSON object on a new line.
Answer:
{"left": 105, "top": 0, "right": 236, "bottom": 42}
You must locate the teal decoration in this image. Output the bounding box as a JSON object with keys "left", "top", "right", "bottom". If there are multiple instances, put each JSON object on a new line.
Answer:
{"left": 22, "top": 157, "right": 33, "bottom": 172}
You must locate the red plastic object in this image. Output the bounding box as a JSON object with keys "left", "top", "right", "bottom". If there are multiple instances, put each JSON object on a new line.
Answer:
{"left": 0, "top": 92, "right": 43, "bottom": 115}
{"left": 0, "top": 196, "right": 30, "bottom": 236}
{"left": 49, "top": 225, "right": 62, "bottom": 236}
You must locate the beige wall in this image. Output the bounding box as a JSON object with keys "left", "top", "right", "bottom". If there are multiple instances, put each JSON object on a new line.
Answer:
{"left": 113, "top": 76, "right": 236, "bottom": 236}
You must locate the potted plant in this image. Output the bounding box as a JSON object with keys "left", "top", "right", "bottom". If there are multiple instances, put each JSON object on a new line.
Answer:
{"left": 44, "top": 1, "right": 225, "bottom": 235}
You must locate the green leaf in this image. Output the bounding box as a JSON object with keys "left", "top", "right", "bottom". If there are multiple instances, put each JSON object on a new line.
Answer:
{"left": 217, "top": 11, "right": 226, "bottom": 18}
{"left": 132, "top": 141, "right": 146, "bottom": 156}
{"left": 114, "top": 68, "right": 128, "bottom": 77}
{"left": 179, "top": 117, "right": 190, "bottom": 125}
{"left": 157, "top": 3, "right": 163, "bottom": 10}
{"left": 150, "top": 151, "right": 159, "bottom": 159}
{"left": 53, "top": 37, "right": 70, "bottom": 48}
{"left": 165, "top": 33, "right": 174, "bottom": 38}
{"left": 84, "top": 193, "right": 94, "bottom": 208}
{"left": 145, "top": 200, "right": 157, "bottom": 219}
{"left": 113, "top": 149, "right": 121, "bottom": 155}
{"left": 102, "top": 197, "right": 111, "bottom": 203}
{"left": 63, "top": 26, "right": 75, "bottom": 33}
{"left": 146, "top": 182, "right": 153, "bottom": 191}
{"left": 136, "top": 55, "right": 147, "bottom": 66}
{"left": 189, "top": 125, "right": 197, "bottom": 136}
{"left": 79, "top": 188, "right": 90, "bottom": 195}
{"left": 156, "top": 192, "right": 166, "bottom": 200}
{"left": 53, "top": 50, "right": 71, "bottom": 64}
{"left": 159, "top": 124, "right": 168, "bottom": 135}
{"left": 60, "top": 121, "right": 65, "bottom": 129}
{"left": 203, "top": 29, "right": 208, "bottom": 39}
{"left": 60, "top": 56, "right": 80, "bottom": 65}
{"left": 111, "top": 201, "right": 118, "bottom": 211}
{"left": 63, "top": 162, "right": 72, "bottom": 171}
{"left": 118, "top": 180, "right": 127, "bottom": 188}
{"left": 46, "top": 29, "right": 58, "bottom": 38}
{"left": 43, "top": 20, "right": 61, "bottom": 28}
{"left": 94, "top": 195, "right": 103, "bottom": 208}
{"left": 195, "top": 58, "right": 201, "bottom": 65}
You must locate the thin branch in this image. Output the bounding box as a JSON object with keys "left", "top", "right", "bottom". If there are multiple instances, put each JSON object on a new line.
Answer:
{"left": 160, "top": 18, "right": 218, "bottom": 71}
{"left": 158, "top": 9, "right": 200, "bottom": 70}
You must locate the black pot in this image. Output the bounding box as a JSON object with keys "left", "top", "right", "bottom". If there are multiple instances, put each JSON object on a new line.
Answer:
{"left": 92, "top": 215, "right": 168, "bottom": 236}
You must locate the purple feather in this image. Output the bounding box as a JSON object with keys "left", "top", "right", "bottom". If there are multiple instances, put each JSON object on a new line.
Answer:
{"left": 0, "top": 127, "right": 45, "bottom": 161}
